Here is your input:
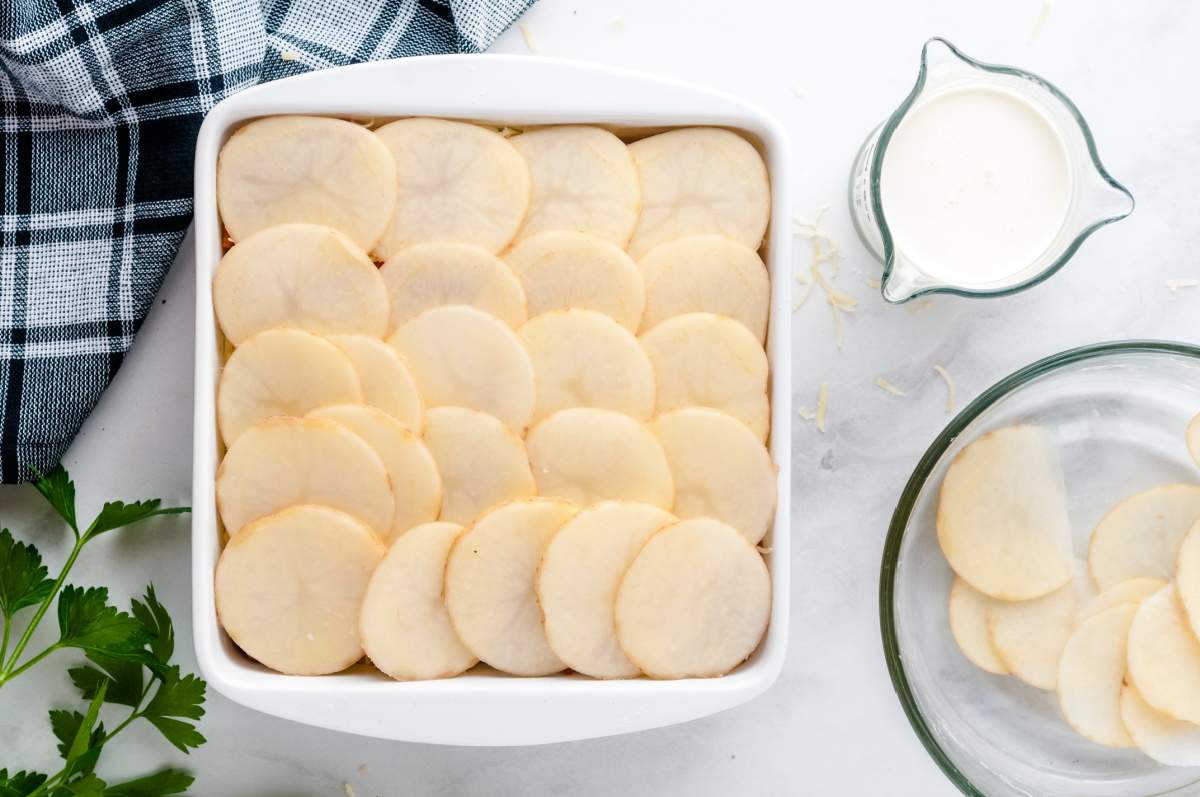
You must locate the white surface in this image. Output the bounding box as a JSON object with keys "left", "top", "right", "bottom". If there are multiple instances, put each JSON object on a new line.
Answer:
{"left": 0, "top": 0, "right": 1196, "bottom": 793}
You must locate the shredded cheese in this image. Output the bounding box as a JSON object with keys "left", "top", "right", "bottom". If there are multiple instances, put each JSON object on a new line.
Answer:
{"left": 342, "top": 784, "right": 357, "bottom": 797}
{"left": 933, "top": 365, "right": 956, "bottom": 413}
{"left": 1167, "top": 279, "right": 1200, "bottom": 293}
{"left": 796, "top": 406, "right": 816, "bottom": 421}
{"left": 792, "top": 278, "right": 816, "bottom": 312}
{"left": 519, "top": 23, "right": 539, "bottom": 53}
{"left": 279, "top": 50, "right": 300, "bottom": 61}
{"left": 1030, "top": 0, "right": 1051, "bottom": 40}
{"left": 816, "top": 383, "right": 829, "bottom": 432}
{"left": 829, "top": 303, "right": 845, "bottom": 350}
{"left": 875, "top": 377, "right": 908, "bottom": 397}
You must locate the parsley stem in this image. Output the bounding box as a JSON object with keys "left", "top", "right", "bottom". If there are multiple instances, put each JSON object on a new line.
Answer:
{"left": 2, "top": 642, "right": 60, "bottom": 682}
{"left": 0, "top": 614, "right": 10, "bottom": 665}
{"left": 0, "top": 535, "right": 86, "bottom": 679}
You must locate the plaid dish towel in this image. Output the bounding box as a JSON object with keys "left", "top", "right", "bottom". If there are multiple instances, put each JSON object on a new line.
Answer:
{"left": 0, "top": 0, "right": 534, "bottom": 483}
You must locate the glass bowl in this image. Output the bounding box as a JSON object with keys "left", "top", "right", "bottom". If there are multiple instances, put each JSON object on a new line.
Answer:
{"left": 881, "top": 341, "right": 1200, "bottom": 796}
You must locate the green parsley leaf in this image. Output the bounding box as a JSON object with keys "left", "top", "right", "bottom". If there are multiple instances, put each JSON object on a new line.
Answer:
{"left": 0, "top": 529, "right": 54, "bottom": 618}
{"left": 102, "top": 770, "right": 193, "bottom": 797}
{"left": 48, "top": 711, "right": 105, "bottom": 777}
{"left": 62, "top": 773, "right": 106, "bottom": 797}
{"left": 0, "top": 770, "right": 48, "bottom": 797}
{"left": 30, "top": 466, "right": 78, "bottom": 534}
{"left": 84, "top": 502, "right": 189, "bottom": 541}
{"left": 57, "top": 587, "right": 148, "bottom": 659}
{"left": 141, "top": 666, "right": 206, "bottom": 753}
{"left": 130, "top": 586, "right": 172, "bottom": 663}
{"left": 67, "top": 653, "right": 143, "bottom": 708}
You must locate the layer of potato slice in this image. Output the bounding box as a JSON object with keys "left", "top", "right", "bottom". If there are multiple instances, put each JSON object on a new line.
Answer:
{"left": 217, "top": 328, "right": 361, "bottom": 446}
{"left": 936, "top": 425, "right": 1074, "bottom": 601}
{"left": 1175, "top": 522, "right": 1200, "bottom": 645}
{"left": 1088, "top": 484, "right": 1200, "bottom": 590}
{"left": 615, "top": 517, "right": 770, "bottom": 679}
{"left": 308, "top": 405, "right": 441, "bottom": 542}
{"left": 372, "top": 118, "right": 531, "bottom": 259}
{"left": 503, "top": 231, "right": 645, "bottom": 331}
{"left": 1077, "top": 577, "right": 1165, "bottom": 625}
{"left": 650, "top": 407, "right": 776, "bottom": 544}
{"left": 638, "top": 235, "right": 770, "bottom": 343}
{"left": 443, "top": 499, "right": 578, "bottom": 675}
{"left": 358, "top": 521, "right": 476, "bottom": 680}
{"left": 217, "top": 116, "right": 396, "bottom": 249}
{"left": 216, "top": 416, "right": 393, "bottom": 538}
{"left": 378, "top": 242, "right": 527, "bottom": 333}
{"left": 213, "top": 223, "right": 388, "bottom": 345}
{"left": 639, "top": 312, "right": 769, "bottom": 441}
{"left": 947, "top": 577, "right": 1009, "bottom": 675}
{"left": 422, "top": 406, "right": 535, "bottom": 524}
{"left": 626, "top": 128, "right": 770, "bottom": 258}
{"left": 518, "top": 309, "right": 655, "bottom": 423}
{"left": 327, "top": 334, "right": 422, "bottom": 432}
{"left": 388, "top": 305, "right": 535, "bottom": 431}
{"left": 526, "top": 408, "right": 674, "bottom": 509}
{"left": 1121, "top": 683, "right": 1200, "bottom": 766}
{"left": 215, "top": 504, "right": 385, "bottom": 675}
{"left": 1056, "top": 603, "right": 1137, "bottom": 747}
{"left": 1127, "top": 584, "right": 1200, "bottom": 725}
{"left": 986, "top": 578, "right": 1077, "bottom": 689}
{"left": 537, "top": 501, "right": 676, "bottom": 679}
{"left": 510, "top": 126, "right": 640, "bottom": 246}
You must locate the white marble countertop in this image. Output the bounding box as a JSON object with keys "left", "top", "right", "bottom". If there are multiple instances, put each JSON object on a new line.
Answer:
{"left": 2, "top": 0, "right": 1198, "bottom": 794}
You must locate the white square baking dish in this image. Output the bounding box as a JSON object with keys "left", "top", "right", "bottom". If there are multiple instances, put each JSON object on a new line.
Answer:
{"left": 191, "top": 54, "right": 792, "bottom": 746}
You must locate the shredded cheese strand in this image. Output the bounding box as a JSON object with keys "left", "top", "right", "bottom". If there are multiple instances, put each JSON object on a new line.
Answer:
{"left": 933, "top": 365, "right": 956, "bottom": 413}
{"left": 519, "top": 23, "right": 539, "bottom": 53}
{"left": 875, "top": 377, "right": 908, "bottom": 397}
{"left": 796, "top": 406, "right": 816, "bottom": 421}
{"left": 1167, "top": 279, "right": 1200, "bottom": 293}
{"left": 816, "top": 383, "right": 829, "bottom": 432}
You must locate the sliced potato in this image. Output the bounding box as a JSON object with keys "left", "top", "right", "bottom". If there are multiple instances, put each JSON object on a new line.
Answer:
{"left": 1077, "top": 577, "right": 1166, "bottom": 625}
{"left": 359, "top": 521, "right": 476, "bottom": 680}
{"left": 372, "top": 118, "right": 531, "bottom": 259}
{"left": 615, "top": 518, "right": 770, "bottom": 678}
{"left": 947, "top": 577, "right": 1008, "bottom": 675}
{"left": 510, "top": 126, "right": 640, "bottom": 246}
{"left": 1127, "top": 584, "right": 1200, "bottom": 725}
{"left": 518, "top": 309, "right": 655, "bottom": 423}
{"left": 422, "top": 406, "right": 535, "bottom": 524}
{"left": 213, "top": 223, "right": 388, "bottom": 345}
{"left": 1057, "top": 603, "right": 1137, "bottom": 748}
{"left": 626, "top": 128, "right": 770, "bottom": 258}
{"left": 537, "top": 501, "right": 676, "bottom": 679}
{"left": 1088, "top": 484, "right": 1200, "bottom": 590}
{"left": 638, "top": 235, "right": 770, "bottom": 343}
{"left": 936, "top": 426, "right": 1074, "bottom": 601}
{"left": 388, "top": 305, "right": 535, "bottom": 431}
{"left": 987, "top": 579, "right": 1077, "bottom": 690}
{"left": 444, "top": 499, "right": 578, "bottom": 675}
{"left": 1175, "top": 522, "right": 1200, "bottom": 645}
{"left": 526, "top": 408, "right": 674, "bottom": 509}
{"left": 650, "top": 407, "right": 776, "bottom": 544}
{"left": 215, "top": 505, "right": 385, "bottom": 675}
{"left": 639, "top": 312, "right": 769, "bottom": 441}
{"left": 327, "top": 334, "right": 422, "bottom": 431}
{"left": 378, "top": 242, "right": 527, "bottom": 333}
{"left": 217, "top": 329, "right": 361, "bottom": 446}
{"left": 217, "top": 116, "right": 396, "bottom": 249}
{"left": 308, "top": 405, "right": 441, "bottom": 542}
{"left": 216, "top": 416, "right": 393, "bottom": 538}
{"left": 503, "top": 231, "right": 645, "bottom": 331}
{"left": 1121, "top": 684, "right": 1200, "bottom": 766}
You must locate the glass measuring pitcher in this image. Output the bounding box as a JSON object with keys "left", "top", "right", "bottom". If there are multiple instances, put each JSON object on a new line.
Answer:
{"left": 849, "top": 38, "right": 1134, "bottom": 303}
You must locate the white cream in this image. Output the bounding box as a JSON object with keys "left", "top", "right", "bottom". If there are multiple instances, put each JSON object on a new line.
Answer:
{"left": 880, "top": 86, "right": 1072, "bottom": 285}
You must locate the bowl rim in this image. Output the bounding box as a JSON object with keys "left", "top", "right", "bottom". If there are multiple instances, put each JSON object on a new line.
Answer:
{"left": 879, "top": 339, "right": 1200, "bottom": 796}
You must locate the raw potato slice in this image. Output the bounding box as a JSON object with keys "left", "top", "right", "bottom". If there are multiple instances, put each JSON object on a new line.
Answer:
{"left": 1127, "top": 584, "right": 1200, "bottom": 725}
{"left": 444, "top": 499, "right": 578, "bottom": 675}
{"left": 537, "top": 501, "right": 676, "bottom": 679}
{"left": 422, "top": 407, "right": 535, "bottom": 524}
{"left": 639, "top": 313, "right": 769, "bottom": 440}
{"left": 372, "top": 118, "right": 531, "bottom": 259}
{"left": 504, "top": 231, "right": 645, "bottom": 331}
{"left": 217, "top": 329, "right": 361, "bottom": 446}
{"left": 216, "top": 416, "right": 393, "bottom": 538}
{"left": 936, "top": 425, "right": 1074, "bottom": 601}
{"left": 327, "top": 335, "right": 422, "bottom": 431}
{"left": 1175, "top": 522, "right": 1200, "bottom": 643}
{"left": 947, "top": 577, "right": 1008, "bottom": 675}
{"left": 1121, "top": 684, "right": 1200, "bottom": 766}
{"left": 213, "top": 224, "right": 388, "bottom": 345}
{"left": 615, "top": 518, "right": 770, "bottom": 678}
{"left": 308, "top": 405, "right": 441, "bottom": 542}
{"left": 526, "top": 408, "right": 674, "bottom": 509}
{"left": 1077, "top": 577, "right": 1165, "bottom": 625}
{"left": 216, "top": 505, "right": 385, "bottom": 675}
{"left": 389, "top": 305, "right": 535, "bottom": 431}
{"left": 510, "top": 126, "right": 640, "bottom": 245}
{"left": 378, "top": 242, "right": 527, "bottom": 333}
{"left": 1088, "top": 484, "right": 1200, "bottom": 589}
{"left": 987, "top": 579, "right": 1077, "bottom": 690}
{"left": 359, "top": 522, "right": 476, "bottom": 680}
{"left": 217, "top": 116, "right": 397, "bottom": 249}
{"left": 1057, "top": 603, "right": 1137, "bottom": 748}
{"left": 626, "top": 128, "right": 770, "bottom": 258}
{"left": 638, "top": 235, "right": 770, "bottom": 343}
{"left": 518, "top": 309, "right": 655, "bottom": 423}
{"left": 650, "top": 407, "right": 776, "bottom": 545}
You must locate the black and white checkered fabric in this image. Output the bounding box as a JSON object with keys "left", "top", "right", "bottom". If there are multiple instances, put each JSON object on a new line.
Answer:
{"left": 0, "top": 0, "right": 534, "bottom": 483}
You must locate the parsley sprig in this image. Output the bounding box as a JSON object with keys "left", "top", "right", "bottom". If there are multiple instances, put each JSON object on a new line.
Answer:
{"left": 0, "top": 466, "right": 205, "bottom": 796}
